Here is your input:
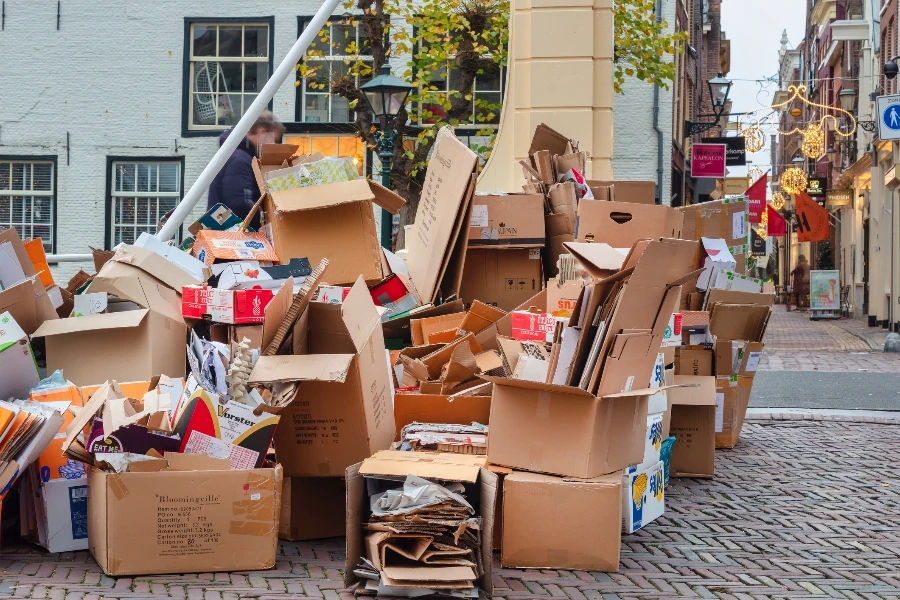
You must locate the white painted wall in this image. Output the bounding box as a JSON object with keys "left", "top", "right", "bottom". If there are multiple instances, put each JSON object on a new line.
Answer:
{"left": 0, "top": 0, "right": 344, "bottom": 279}
{"left": 612, "top": 0, "right": 675, "bottom": 205}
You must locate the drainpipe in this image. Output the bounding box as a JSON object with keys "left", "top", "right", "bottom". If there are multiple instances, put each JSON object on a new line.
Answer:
{"left": 653, "top": 0, "right": 664, "bottom": 205}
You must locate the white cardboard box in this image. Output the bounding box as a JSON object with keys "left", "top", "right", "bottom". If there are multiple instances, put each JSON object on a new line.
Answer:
{"left": 626, "top": 354, "right": 666, "bottom": 475}
{"left": 37, "top": 476, "right": 89, "bottom": 552}
{"left": 622, "top": 461, "right": 665, "bottom": 533}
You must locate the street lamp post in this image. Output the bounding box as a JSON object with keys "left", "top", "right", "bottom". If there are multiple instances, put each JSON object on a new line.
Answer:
{"left": 360, "top": 64, "right": 414, "bottom": 249}
{"left": 685, "top": 73, "right": 734, "bottom": 136}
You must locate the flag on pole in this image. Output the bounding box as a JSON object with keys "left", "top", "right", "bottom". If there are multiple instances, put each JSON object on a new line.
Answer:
{"left": 767, "top": 204, "right": 787, "bottom": 236}
{"left": 745, "top": 172, "right": 768, "bottom": 224}
{"left": 794, "top": 191, "right": 831, "bottom": 242}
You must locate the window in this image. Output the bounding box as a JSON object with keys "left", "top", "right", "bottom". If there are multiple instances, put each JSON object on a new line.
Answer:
{"left": 184, "top": 19, "right": 274, "bottom": 133}
{"left": 0, "top": 158, "right": 55, "bottom": 252}
{"left": 419, "top": 59, "right": 504, "bottom": 126}
{"left": 297, "top": 17, "right": 374, "bottom": 123}
{"left": 108, "top": 160, "right": 183, "bottom": 246}
{"left": 283, "top": 133, "right": 365, "bottom": 175}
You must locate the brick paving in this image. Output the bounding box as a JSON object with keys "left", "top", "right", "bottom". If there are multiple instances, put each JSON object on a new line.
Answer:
{"left": 0, "top": 418, "right": 899, "bottom": 598}
{"left": 759, "top": 307, "right": 900, "bottom": 372}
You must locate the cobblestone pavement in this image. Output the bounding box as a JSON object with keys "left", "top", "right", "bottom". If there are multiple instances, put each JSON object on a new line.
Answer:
{"left": 759, "top": 307, "right": 900, "bottom": 372}
{"left": 1, "top": 418, "right": 899, "bottom": 599}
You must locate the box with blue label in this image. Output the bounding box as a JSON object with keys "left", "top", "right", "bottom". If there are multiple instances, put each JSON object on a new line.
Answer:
{"left": 622, "top": 461, "right": 665, "bottom": 534}
{"left": 37, "top": 475, "right": 89, "bottom": 553}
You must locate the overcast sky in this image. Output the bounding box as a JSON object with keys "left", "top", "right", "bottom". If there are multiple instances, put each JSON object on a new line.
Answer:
{"left": 720, "top": 0, "right": 808, "bottom": 181}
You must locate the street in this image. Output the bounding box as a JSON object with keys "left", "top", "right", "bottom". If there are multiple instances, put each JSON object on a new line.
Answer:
{"left": 0, "top": 310, "right": 899, "bottom": 598}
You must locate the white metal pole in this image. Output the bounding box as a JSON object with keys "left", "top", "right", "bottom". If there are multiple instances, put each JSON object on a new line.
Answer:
{"left": 156, "top": 0, "right": 344, "bottom": 241}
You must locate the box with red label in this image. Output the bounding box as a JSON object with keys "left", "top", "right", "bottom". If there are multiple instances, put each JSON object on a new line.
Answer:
{"left": 510, "top": 310, "right": 556, "bottom": 342}
{"left": 660, "top": 313, "right": 683, "bottom": 348}
{"left": 182, "top": 285, "right": 274, "bottom": 324}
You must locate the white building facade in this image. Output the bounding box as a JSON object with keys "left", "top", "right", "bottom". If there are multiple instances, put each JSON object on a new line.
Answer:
{"left": 0, "top": 1, "right": 502, "bottom": 278}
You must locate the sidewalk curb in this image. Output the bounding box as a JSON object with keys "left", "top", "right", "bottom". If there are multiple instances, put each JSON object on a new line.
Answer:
{"left": 830, "top": 319, "right": 885, "bottom": 351}
{"left": 747, "top": 412, "right": 900, "bottom": 424}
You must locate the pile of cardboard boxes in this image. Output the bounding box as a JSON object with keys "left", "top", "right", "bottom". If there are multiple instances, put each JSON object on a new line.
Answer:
{"left": 0, "top": 123, "right": 774, "bottom": 584}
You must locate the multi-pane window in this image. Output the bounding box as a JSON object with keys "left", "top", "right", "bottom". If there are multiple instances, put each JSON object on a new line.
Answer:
{"left": 0, "top": 159, "right": 55, "bottom": 252}
{"left": 420, "top": 59, "right": 504, "bottom": 126}
{"left": 299, "top": 20, "right": 374, "bottom": 122}
{"left": 110, "top": 161, "right": 181, "bottom": 245}
{"left": 187, "top": 22, "right": 271, "bottom": 130}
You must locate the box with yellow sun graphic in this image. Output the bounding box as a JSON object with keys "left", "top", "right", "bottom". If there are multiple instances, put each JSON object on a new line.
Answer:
{"left": 622, "top": 461, "right": 665, "bottom": 533}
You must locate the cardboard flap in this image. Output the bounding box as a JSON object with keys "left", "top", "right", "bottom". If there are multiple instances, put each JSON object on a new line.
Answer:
{"left": 33, "top": 309, "right": 149, "bottom": 337}
{"left": 262, "top": 276, "right": 294, "bottom": 351}
{"left": 165, "top": 452, "right": 232, "bottom": 471}
{"left": 62, "top": 380, "right": 126, "bottom": 453}
{"left": 0, "top": 228, "right": 38, "bottom": 278}
{"left": 369, "top": 180, "right": 406, "bottom": 214}
{"left": 260, "top": 143, "right": 300, "bottom": 165}
{"left": 707, "top": 288, "right": 775, "bottom": 308}
{"left": 709, "top": 303, "right": 770, "bottom": 342}
{"left": 359, "top": 449, "right": 485, "bottom": 482}
{"left": 87, "top": 261, "right": 184, "bottom": 321}
{"left": 528, "top": 123, "right": 571, "bottom": 156}
{"left": 700, "top": 237, "right": 736, "bottom": 264}
{"left": 479, "top": 375, "right": 595, "bottom": 398}
{"left": 608, "top": 331, "right": 653, "bottom": 360}
{"left": 342, "top": 276, "right": 382, "bottom": 353}
{"left": 600, "top": 384, "right": 690, "bottom": 399}
{"left": 270, "top": 179, "right": 386, "bottom": 213}
{"left": 626, "top": 238, "right": 699, "bottom": 287}
{"left": 109, "top": 244, "right": 204, "bottom": 289}
{"left": 669, "top": 375, "right": 717, "bottom": 406}
{"left": 562, "top": 242, "right": 626, "bottom": 279}
{"left": 249, "top": 354, "right": 355, "bottom": 384}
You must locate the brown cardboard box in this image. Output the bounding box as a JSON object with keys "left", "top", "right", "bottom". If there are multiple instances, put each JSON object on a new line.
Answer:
{"left": 406, "top": 133, "right": 480, "bottom": 303}
{"left": 544, "top": 213, "right": 575, "bottom": 278}
{"left": 501, "top": 470, "right": 621, "bottom": 571}
{"left": 0, "top": 278, "right": 58, "bottom": 335}
{"left": 33, "top": 262, "right": 187, "bottom": 387}
{"left": 249, "top": 277, "right": 394, "bottom": 477}
{"left": 714, "top": 340, "right": 738, "bottom": 377}
{"left": 344, "top": 451, "right": 497, "bottom": 594}
{"left": 675, "top": 346, "right": 713, "bottom": 377}
{"left": 668, "top": 375, "right": 717, "bottom": 479}
{"left": 382, "top": 299, "right": 465, "bottom": 344}
{"left": 459, "top": 249, "right": 543, "bottom": 312}
{"left": 468, "top": 193, "right": 545, "bottom": 248}
{"left": 677, "top": 199, "right": 748, "bottom": 283}
{"left": 715, "top": 376, "right": 754, "bottom": 449}
{"left": 279, "top": 476, "right": 345, "bottom": 541}
{"left": 487, "top": 463, "right": 512, "bottom": 552}
{"left": 261, "top": 179, "right": 404, "bottom": 285}
{"left": 393, "top": 393, "right": 491, "bottom": 441}
{"left": 483, "top": 377, "right": 658, "bottom": 478}
{"left": 410, "top": 312, "right": 466, "bottom": 346}
{"left": 575, "top": 201, "right": 683, "bottom": 247}
{"left": 588, "top": 180, "right": 656, "bottom": 205}
{"left": 709, "top": 303, "right": 771, "bottom": 343}
{"left": 739, "top": 342, "right": 764, "bottom": 378}
{"left": 88, "top": 457, "right": 281, "bottom": 576}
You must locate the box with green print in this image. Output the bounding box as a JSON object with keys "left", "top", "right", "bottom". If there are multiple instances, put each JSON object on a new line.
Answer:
{"left": 0, "top": 311, "right": 40, "bottom": 400}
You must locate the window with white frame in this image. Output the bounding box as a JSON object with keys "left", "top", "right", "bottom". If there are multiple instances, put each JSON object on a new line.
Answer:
{"left": 299, "top": 19, "right": 374, "bottom": 123}
{"left": 0, "top": 159, "right": 55, "bottom": 252}
{"left": 187, "top": 21, "right": 271, "bottom": 131}
{"left": 110, "top": 161, "right": 181, "bottom": 245}
{"left": 419, "top": 57, "right": 504, "bottom": 126}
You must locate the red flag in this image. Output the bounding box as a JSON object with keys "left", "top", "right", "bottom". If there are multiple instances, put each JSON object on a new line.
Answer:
{"left": 745, "top": 173, "right": 768, "bottom": 224}
{"left": 767, "top": 205, "right": 786, "bottom": 236}
{"left": 795, "top": 191, "right": 831, "bottom": 242}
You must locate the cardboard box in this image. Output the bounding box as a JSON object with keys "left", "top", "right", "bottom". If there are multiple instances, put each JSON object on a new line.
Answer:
{"left": 675, "top": 346, "right": 713, "bottom": 377}
{"left": 667, "top": 375, "right": 716, "bottom": 479}
{"left": 253, "top": 145, "right": 404, "bottom": 285}
{"left": 33, "top": 264, "right": 187, "bottom": 387}
{"left": 36, "top": 476, "right": 88, "bottom": 552}
{"left": 411, "top": 312, "right": 466, "bottom": 346}
{"left": 88, "top": 457, "right": 282, "bottom": 576}
{"left": 546, "top": 279, "right": 583, "bottom": 319}
{"left": 502, "top": 470, "right": 621, "bottom": 571}
{"left": 594, "top": 180, "right": 656, "bottom": 205}
{"left": 739, "top": 342, "right": 764, "bottom": 377}
{"left": 191, "top": 230, "right": 279, "bottom": 266}
{"left": 575, "top": 201, "right": 683, "bottom": 248}
{"left": 459, "top": 249, "right": 543, "bottom": 312}
{"left": 622, "top": 461, "right": 664, "bottom": 534}
{"left": 279, "top": 476, "right": 345, "bottom": 541}
{"left": 0, "top": 311, "right": 40, "bottom": 400}
{"left": 406, "top": 133, "right": 479, "bottom": 303}
{"left": 484, "top": 377, "right": 662, "bottom": 478}
{"left": 344, "top": 451, "right": 497, "bottom": 594}
{"left": 509, "top": 309, "right": 557, "bottom": 342}
{"left": 133, "top": 233, "right": 212, "bottom": 284}
{"left": 249, "top": 277, "right": 394, "bottom": 477}
{"left": 544, "top": 214, "right": 575, "bottom": 278}
{"left": 182, "top": 285, "right": 275, "bottom": 324}
{"left": 215, "top": 258, "right": 312, "bottom": 291}
{"left": 0, "top": 278, "right": 58, "bottom": 335}
{"left": 709, "top": 302, "right": 770, "bottom": 344}
{"left": 696, "top": 238, "right": 737, "bottom": 290}
{"left": 715, "top": 375, "right": 754, "bottom": 449}
{"left": 660, "top": 313, "right": 683, "bottom": 347}
{"left": 393, "top": 393, "right": 491, "bottom": 441}
{"left": 678, "top": 198, "right": 747, "bottom": 249}
{"left": 467, "top": 193, "right": 545, "bottom": 248}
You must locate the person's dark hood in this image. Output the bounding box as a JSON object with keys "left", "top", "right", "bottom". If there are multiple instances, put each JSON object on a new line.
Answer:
{"left": 219, "top": 129, "right": 257, "bottom": 156}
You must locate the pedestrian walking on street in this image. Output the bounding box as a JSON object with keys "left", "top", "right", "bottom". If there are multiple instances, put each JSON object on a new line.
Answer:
{"left": 787, "top": 254, "right": 809, "bottom": 311}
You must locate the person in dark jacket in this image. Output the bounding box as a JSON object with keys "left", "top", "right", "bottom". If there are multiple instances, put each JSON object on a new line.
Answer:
{"left": 207, "top": 111, "right": 284, "bottom": 230}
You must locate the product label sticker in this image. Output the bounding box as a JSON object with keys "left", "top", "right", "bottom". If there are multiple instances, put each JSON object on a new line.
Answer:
{"left": 470, "top": 205, "right": 489, "bottom": 227}
{"left": 715, "top": 392, "right": 725, "bottom": 432}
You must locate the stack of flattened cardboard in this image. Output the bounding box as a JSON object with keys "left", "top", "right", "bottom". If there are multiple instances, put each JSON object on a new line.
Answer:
{"left": 345, "top": 451, "right": 496, "bottom": 598}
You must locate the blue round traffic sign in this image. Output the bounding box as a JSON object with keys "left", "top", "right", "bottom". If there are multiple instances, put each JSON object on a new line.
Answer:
{"left": 884, "top": 104, "right": 900, "bottom": 130}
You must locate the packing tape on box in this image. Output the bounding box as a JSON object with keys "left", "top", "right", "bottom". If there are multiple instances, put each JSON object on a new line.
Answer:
{"left": 109, "top": 474, "right": 130, "bottom": 501}
{"left": 535, "top": 391, "right": 551, "bottom": 419}
{"left": 232, "top": 495, "right": 275, "bottom": 521}
{"left": 229, "top": 519, "right": 275, "bottom": 537}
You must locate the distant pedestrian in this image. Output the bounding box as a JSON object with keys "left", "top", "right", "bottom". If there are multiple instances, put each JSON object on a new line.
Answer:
{"left": 787, "top": 255, "right": 809, "bottom": 311}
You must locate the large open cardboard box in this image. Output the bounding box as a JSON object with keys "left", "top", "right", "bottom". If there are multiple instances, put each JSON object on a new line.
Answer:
{"left": 575, "top": 201, "right": 683, "bottom": 247}
{"left": 501, "top": 470, "right": 622, "bottom": 571}
{"left": 88, "top": 456, "right": 282, "bottom": 576}
{"left": 667, "top": 375, "right": 717, "bottom": 478}
{"left": 345, "top": 451, "right": 496, "bottom": 594}
{"left": 467, "top": 193, "right": 545, "bottom": 248}
{"left": 249, "top": 277, "right": 394, "bottom": 477}
{"left": 393, "top": 393, "right": 491, "bottom": 441}
{"left": 458, "top": 248, "right": 543, "bottom": 311}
